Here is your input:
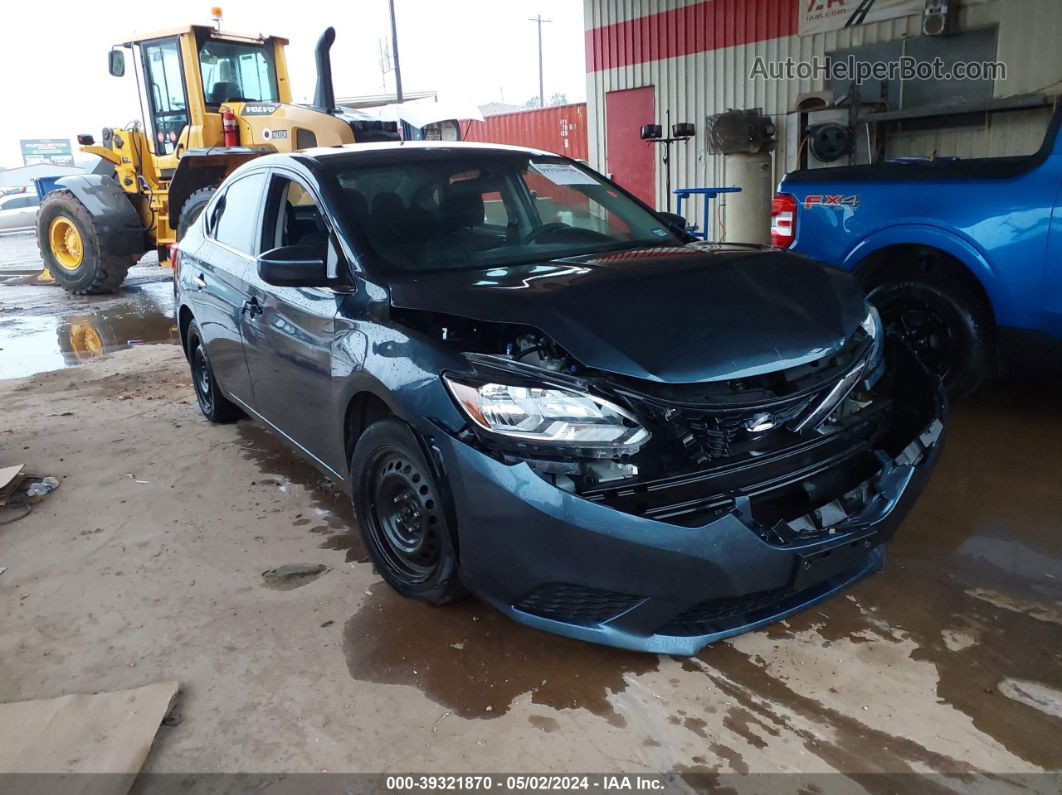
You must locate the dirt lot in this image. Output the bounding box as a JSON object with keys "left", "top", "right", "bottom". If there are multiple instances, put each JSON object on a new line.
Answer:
{"left": 1, "top": 233, "right": 1060, "bottom": 785}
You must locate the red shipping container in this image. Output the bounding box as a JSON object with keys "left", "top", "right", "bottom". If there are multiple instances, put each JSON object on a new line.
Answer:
{"left": 461, "top": 103, "right": 589, "bottom": 160}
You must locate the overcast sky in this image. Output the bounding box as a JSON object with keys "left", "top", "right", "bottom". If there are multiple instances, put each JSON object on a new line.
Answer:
{"left": 0, "top": 0, "right": 586, "bottom": 168}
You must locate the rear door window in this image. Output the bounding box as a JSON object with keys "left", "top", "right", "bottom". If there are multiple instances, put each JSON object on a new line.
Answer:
{"left": 211, "top": 172, "right": 267, "bottom": 255}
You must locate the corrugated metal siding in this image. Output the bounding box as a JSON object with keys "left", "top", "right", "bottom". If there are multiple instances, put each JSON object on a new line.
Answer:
{"left": 584, "top": 0, "right": 1060, "bottom": 236}
{"left": 461, "top": 104, "right": 589, "bottom": 160}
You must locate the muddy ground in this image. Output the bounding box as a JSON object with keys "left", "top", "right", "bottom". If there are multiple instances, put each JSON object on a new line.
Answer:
{"left": 1, "top": 231, "right": 1060, "bottom": 786}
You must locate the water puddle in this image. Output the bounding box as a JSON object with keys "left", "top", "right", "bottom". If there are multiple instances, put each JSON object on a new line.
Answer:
{"left": 233, "top": 421, "right": 660, "bottom": 722}
{"left": 704, "top": 379, "right": 1062, "bottom": 771}
{"left": 0, "top": 280, "right": 178, "bottom": 379}
{"left": 344, "top": 582, "right": 658, "bottom": 723}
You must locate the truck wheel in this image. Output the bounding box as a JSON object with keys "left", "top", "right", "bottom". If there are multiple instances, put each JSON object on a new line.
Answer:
{"left": 350, "top": 418, "right": 466, "bottom": 605}
{"left": 176, "top": 186, "right": 217, "bottom": 240}
{"left": 37, "top": 190, "right": 132, "bottom": 294}
{"left": 867, "top": 276, "right": 992, "bottom": 398}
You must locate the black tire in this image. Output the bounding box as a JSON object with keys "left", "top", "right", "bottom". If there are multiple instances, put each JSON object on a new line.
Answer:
{"left": 37, "top": 190, "right": 133, "bottom": 294}
{"left": 185, "top": 320, "right": 242, "bottom": 423}
{"left": 866, "top": 275, "right": 993, "bottom": 398}
{"left": 176, "top": 186, "right": 217, "bottom": 241}
{"left": 351, "top": 418, "right": 466, "bottom": 604}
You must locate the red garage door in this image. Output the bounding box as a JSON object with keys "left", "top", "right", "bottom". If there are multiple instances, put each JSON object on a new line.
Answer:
{"left": 605, "top": 86, "right": 655, "bottom": 206}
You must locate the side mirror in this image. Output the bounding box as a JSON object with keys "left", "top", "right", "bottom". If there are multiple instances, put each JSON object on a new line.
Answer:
{"left": 657, "top": 211, "right": 688, "bottom": 233}
{"left": 108, "top": 49, "right": 125, "bottom": 77}
{"left": 257, "top": 245, "right": 332, "bottom": 287}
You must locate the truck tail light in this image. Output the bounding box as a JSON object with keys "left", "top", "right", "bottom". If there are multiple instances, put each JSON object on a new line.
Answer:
{"left": 771, "top": 193, "right": 797, "bottom": 248}
{"left": 169, "top": 244, "right": 180, "bottom": 275}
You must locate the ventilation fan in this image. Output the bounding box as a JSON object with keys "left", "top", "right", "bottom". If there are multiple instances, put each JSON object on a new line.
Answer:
{"left": 808, "top": 122, "right": 853, "bottom": 163}
{"left": 705, "top": 109, "right": 777, "bottom": 155}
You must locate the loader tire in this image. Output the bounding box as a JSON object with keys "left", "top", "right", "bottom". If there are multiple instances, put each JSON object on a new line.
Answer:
{"left": 176, "top": 186, "right": 217, "bottom": 241}
{"left": 37, "top": 190, "right": 132, "bottom": 295}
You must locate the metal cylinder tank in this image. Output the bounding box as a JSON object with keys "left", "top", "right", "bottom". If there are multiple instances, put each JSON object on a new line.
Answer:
{"left": 722, "top": 152, "right": 772, "bottom": 244}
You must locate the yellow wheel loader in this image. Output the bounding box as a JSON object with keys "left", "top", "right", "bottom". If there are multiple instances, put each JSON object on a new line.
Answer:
{"left": 37, "top": 19, "right": 396, "bottom": 294}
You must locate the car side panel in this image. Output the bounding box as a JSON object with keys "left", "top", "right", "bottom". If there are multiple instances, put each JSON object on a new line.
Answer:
{"left": 0, "top": 198, "right": 37, "bottom": 232}
{"left": 240, "top": 276, "right": 342, "bottom": 470}
{"left": 1044, "top": 182, "right": 1062, "bottom": 339}
{"left": 180, "top": 229, "right": 257, "bottom": 405}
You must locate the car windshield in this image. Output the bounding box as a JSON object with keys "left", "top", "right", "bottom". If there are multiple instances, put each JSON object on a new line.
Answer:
{"left": 329, "top": 153, "right": 681, "bottom": 272}
{"left": 199, "top": 40, "right": 278, "bottom": 106}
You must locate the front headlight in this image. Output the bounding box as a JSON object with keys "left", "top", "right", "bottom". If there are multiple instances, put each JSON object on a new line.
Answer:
{"left": 861, "top": 302, "right": 885, "bottom": 385}
{"left": 861, "top": 302, "right": 883, "bottom": 359}
{"left": 443, "top": 375, "right": 650, "bottom": 457}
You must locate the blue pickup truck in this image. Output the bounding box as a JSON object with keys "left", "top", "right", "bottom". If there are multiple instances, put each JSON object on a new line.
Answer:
{"left": 773, "top": 110, "right": 1062, "bottom": 396}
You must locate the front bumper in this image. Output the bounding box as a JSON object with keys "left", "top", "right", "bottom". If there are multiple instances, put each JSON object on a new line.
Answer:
{"left": 433, "top": 342, "right": 945, "bottom": 655}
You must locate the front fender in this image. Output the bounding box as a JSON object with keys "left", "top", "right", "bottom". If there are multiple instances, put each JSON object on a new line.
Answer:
{"left": 54, "top": 174, "right": 145, "bottom": 257}
{"left": 331, "top": 317, "right": 470, "bottom": 473}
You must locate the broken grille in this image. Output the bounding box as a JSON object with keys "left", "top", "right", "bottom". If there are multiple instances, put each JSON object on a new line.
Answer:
{"left": 653, "top": 393, "right": 818, "bottom": 465}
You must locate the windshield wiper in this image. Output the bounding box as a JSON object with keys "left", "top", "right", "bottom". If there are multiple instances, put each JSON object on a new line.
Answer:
{"left": 557, "top": 238, "right": 680, "bottom": 259}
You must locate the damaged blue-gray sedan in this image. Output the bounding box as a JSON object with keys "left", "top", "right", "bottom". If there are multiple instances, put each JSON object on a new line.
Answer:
{"left": 174, "top": 142, "right": 945, "bottom": 655}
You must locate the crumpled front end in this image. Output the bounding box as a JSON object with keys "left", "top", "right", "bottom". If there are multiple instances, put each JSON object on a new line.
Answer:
{"left": 428, "top": 332, "right": 944, "bottom": 655}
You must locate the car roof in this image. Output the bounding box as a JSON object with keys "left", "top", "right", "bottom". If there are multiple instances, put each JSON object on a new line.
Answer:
{"left": 293, "top": 140, "right": 561, "bottom": 164}
{"left": 227, "top": 141, "right": 575, "bottom": 185}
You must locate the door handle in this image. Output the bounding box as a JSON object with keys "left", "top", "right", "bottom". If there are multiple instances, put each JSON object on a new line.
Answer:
{"left": 193, "top": 273, "right": 207, "bottom": 290}
{"left": 241, "top": 297, "right": 263, "bottom": 317}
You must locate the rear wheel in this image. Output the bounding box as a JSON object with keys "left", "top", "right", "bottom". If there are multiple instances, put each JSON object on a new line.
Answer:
{"left": 351, "top": 418, "right": 465, "bottom": 604}
{"left": 186, "top": 320, "right": 242, "bottom": 423}
{"left": 37, "top": 190, "right": 133, "bottom": 294}
{"left": 867, "top": 275, "right": 992, "bottom": 398}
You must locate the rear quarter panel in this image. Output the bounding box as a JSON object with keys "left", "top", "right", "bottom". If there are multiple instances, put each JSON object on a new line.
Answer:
{"left": 780, "top": 166, "right": 1059, "bottom": 331}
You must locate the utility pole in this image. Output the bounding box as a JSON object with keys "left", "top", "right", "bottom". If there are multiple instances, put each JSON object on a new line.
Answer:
{"left": 388, "top": 0, "right": 403, "bottom": 103}
{"left": 378, "top": 39, "right": 391, "bottom": 92}
{"left": 529, "top": 14, "right": 552, "bottom": 106}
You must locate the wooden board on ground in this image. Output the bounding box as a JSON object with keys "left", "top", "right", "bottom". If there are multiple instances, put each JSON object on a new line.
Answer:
{"left": 0, "top": 681, "right": 179, "bottom": 795}
{"left": 0, "top": 465, "right": 25, "bottom": 505}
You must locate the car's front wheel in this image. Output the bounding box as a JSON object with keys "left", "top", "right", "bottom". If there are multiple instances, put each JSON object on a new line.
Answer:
{"left": 351, "top": 418, "right": 465, "bottom": 604}
{"left": 186, "top": 320, "right": 242, "bottom": 423}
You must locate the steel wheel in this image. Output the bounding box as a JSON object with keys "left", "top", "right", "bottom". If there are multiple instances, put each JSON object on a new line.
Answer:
{"left": 364, "top": 451, "right": 445, "bottom": 585}
{"left": 191, "top": 340, "right": 215, "bottom": 416}
{"left": 351, "top": 418, "right": 466, "bottom": 604}
{"left": 183, "top": 321, "right": 241, "bottom": 423}
{"left": 48, "top": 216, "right": 84, "bottom": 271}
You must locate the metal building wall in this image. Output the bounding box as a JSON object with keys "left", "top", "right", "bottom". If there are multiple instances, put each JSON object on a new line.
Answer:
{"left": 584, "top": 0, "right": 1061, "bottom": 236}
{"left": 461, "top": 104, "right": 589, "bottom": 160}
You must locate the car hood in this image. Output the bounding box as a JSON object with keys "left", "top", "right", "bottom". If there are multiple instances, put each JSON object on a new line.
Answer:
{"left": 387, "top": 244, "right": 868, "bottom": 384}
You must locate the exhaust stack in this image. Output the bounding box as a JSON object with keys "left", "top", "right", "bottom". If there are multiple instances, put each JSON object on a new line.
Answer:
{"left": 313, "top": 27, "right": 337, "bottom": 114}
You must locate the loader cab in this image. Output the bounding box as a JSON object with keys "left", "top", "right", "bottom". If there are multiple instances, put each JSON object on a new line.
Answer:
{"left": 115, "top": 26, "right": 292, "bottom": 169}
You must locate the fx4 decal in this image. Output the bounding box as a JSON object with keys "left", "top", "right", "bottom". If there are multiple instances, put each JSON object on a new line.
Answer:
{"left": 804, "top": 194, "right": 861, "bottom": 210}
